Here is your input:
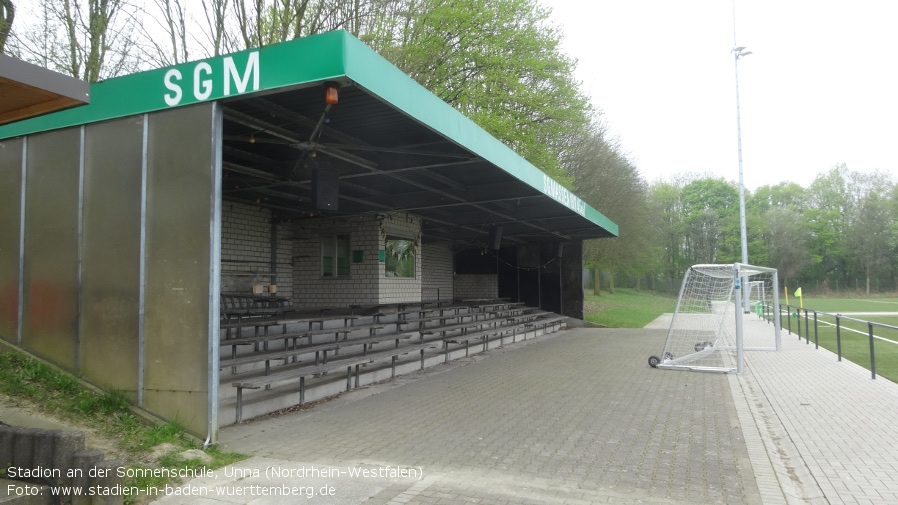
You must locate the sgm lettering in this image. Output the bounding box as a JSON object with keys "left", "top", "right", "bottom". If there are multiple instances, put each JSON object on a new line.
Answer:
{"left": 164, "top": 51, "right": 259, "bottom": 106}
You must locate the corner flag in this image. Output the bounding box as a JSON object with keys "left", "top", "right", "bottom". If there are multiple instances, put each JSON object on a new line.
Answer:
{"left": 795, "top": 287, "right": 803, "bottom": 308}
{"left": 794, "top": 287, "right": 802, "bottom": 297}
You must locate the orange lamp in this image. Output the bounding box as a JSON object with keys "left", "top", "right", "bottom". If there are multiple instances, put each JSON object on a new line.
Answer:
{"left": 325, "top": 83, "right": 339, "bottom": 105}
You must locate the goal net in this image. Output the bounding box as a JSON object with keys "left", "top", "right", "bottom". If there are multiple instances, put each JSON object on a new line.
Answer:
{"left": 650, "top": 263, "right": 781, "bottom": 373}
{"left": 745, "top": 280, "right": 771, "bottom": 317}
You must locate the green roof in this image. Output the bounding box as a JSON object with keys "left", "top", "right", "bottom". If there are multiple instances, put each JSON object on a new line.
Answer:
{"left": 0, "top": 30, "right": 617, "bottom": 237}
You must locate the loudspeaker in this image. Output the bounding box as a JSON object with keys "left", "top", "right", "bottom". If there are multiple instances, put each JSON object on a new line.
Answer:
{"left": 488, "top": 224, "right": 502, "bottom": 250}
{"left": 557, "top": 241, "right": 564, "bottom": 258}
{"left": 313, "top": 166, "right": 339, "bottom": 211}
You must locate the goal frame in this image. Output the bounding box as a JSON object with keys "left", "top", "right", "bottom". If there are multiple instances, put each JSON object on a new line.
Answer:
{"left": 656, "top": 262, "right": 781, "bottom": 374}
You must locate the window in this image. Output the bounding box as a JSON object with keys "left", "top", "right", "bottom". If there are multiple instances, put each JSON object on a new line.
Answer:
{"left": 322, "top": 234, "right": 350, "bottom": 277}
{"left": 384, "top": 236, "right": 415, "bottom": 278}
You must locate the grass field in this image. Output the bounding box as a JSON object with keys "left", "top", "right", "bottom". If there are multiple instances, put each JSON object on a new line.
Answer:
{"left": 778, "top": 297, "right": 898, "bottom": 383}
{"left": 584, "top": 288, "right": 677, "bottom": 328}
{"left": 785, "top": 297, "right": 898, "bottom": 313}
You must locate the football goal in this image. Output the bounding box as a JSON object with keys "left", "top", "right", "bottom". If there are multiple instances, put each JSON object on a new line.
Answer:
{"left": 649, "top": 263, "right": 781, "bottom": 373}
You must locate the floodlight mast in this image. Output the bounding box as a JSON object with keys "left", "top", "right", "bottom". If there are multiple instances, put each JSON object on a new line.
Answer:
{"left": 733, "top": 3, "right": 751, "bottom": 313}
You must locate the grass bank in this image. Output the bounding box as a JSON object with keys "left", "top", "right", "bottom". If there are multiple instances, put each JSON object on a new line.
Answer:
{"left": 584, "top": 288, "right": 677, "bottom": 328}
{"left": 0, "top": 349, "right": 246, "bottom": 504}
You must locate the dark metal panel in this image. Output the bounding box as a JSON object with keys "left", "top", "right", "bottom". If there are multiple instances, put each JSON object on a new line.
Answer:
{"left": 561, "top": 241, "right": 584, "bottom": 320}
{"left": 497, "top": 247, "right": 520, "bottom": 302}
{"left": 454, "top": 249, "right": 497, "bottom": 275}
{"left": 21, "top": 128, "right": 81, "bottom": 368}
{"left": 539, "top": 242, "right": 562, "bottom": 314}
{"left": 517, "top": 245, "right": 541, "bottom": 308}
{"left": 0, "top": 138, "right": 23, "bottom": 343}
{"left": 79, "top": 116, "right": 144, "bottom": 395}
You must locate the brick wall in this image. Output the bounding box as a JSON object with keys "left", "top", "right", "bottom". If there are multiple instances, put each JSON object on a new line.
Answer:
{"left": 221, "top": 201, "right": 294, "bottom": 300}
{"left": 291, "top": 213, "right": 424, "bottom": 309}
{"left": 292, "top": 216, "right": 380, "bottom": 308}
{"left": 421, "top": 242, "right": 453, "bottom": 302}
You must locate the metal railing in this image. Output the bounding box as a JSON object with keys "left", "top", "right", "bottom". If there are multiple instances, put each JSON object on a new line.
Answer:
{"left": 774, "top": 304, "right": 898, "bottom": 380}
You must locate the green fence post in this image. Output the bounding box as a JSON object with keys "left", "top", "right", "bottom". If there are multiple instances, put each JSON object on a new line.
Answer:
{"left": 813, "top": 311, "right": 818, "bottom": 349}
{"left": 868, "top": 322, "right": 876, "bottom": 380}
{"left": 835, "top": 315, "right": 842, "bottom": 362}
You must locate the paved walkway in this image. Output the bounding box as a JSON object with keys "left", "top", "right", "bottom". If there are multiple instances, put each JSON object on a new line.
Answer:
{"left": 733, "top": 317, "right": 898, "bottom": 504}
{"left": 151, "top": 314, "right": 898, "bottom": 505}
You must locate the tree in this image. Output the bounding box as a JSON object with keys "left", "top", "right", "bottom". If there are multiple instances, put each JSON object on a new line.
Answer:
{"left": 745, "top": 181, "right": 809, "bottom": 277}
{"left": 136, "top": 0, "right": 401, "bottom": 63}
{"left": 649, "top": 180, "right": 686, "bottom": 279}
{"left": 801, "top": 164, "right": 898, "bottom": 292}
{"left": 568, "top": 121, "right": 652, "bottom": 294}
{"left": 804, "top": 164, "right": 853, "bottom": 282}
{"left": 747, "top": 182, "right": 807, "bottom": 285}
{"left": 750, "top": 182, "right": 807, "bottom": 213}
{"left": 199, "top": 0, "right": 229, "bottom": 57}
{"left": 141, "top": 0, "right": 191, "bottom": 66}
{"left": 763, "top": 206, "right": 810, "bottom": 289}
{"left": 217, "top": 0, "right": 384, "bottom": 53}
{"left": 372, "top": 0, "right": 590, "bottom": 185}
{"left": 679, "top": 178, "right": 739, "bottom": 265}
{"left": 845, "top": 171, "right": 895, "bottom": 293}
{"left": 11, "top": 0, "right": 142, "bottom": 81}
{"left": 890, "top": 184, "right": 898, "bottom": 290}
{"left": 0, "top": 0, "right": 13, "bottom": 53}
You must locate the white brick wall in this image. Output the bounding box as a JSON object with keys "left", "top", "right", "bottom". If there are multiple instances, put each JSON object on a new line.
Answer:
{"left": 291, "top": 215, "right": 379, "bottom": 309}
{"left": 221, "top": 201, "right": 293, "bottom": 299}
{"left": 291, "top": 212, "right": 424, "bottom": 309}
{"left": 421, "top": 242, "right": 453, "bottom": 302}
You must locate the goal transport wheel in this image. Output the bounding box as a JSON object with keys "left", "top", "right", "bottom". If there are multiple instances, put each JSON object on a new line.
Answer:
{"left": 648, "top": 352, "right": 675, "bottom": 368}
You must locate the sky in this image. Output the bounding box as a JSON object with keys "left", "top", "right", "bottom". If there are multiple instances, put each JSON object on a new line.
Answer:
{"left": 541, "top": 0, "right": 898, "bottom": 190}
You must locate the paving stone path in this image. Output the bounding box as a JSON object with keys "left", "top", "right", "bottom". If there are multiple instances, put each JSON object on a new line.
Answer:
{"left": 197, "top": 327, "right": 761, "bottom": 505}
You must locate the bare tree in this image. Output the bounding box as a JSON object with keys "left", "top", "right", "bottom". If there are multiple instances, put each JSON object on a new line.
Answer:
{"left": 140, "top": 0, "right": 190, "bottom": 66}
{"left": 12, "top": 0, "right": 140, "bottom": 81}
{"left": 199, "top": 0, "right": 229, "bottom": 56}
{"left": 218, "top": 0, "right": 390, "bottom": 53}
{"left": 232, "top": 0, "right": 260, "bottom": 48}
